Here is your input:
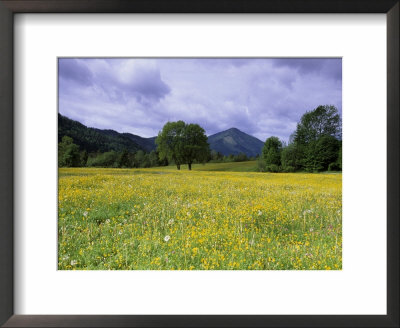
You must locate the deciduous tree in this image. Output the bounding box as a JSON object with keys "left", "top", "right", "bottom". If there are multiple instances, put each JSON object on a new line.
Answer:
{"left": 156, "top": 121, "right": 210, "bottom": 170}
{"left": 58, "top": 136, "right": 81, "bottom": 167}
{"left": 183, "top": 123, "right": 210, "bottom": 170}
{"left": 262, "top": 136, "right": 282, "bottom": 171}
{"left": 156, "top": 121, "right": 186, "bottom": 170}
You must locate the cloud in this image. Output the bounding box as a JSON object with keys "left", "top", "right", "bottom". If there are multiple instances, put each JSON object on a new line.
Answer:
{"left": 107, "top": 59, "right": 171, "bottom": 103}
{"left": 58, "top": 58, "right": 342, "bottom": 142}
{"left": 58, "top": 59, "right": 92, "bottom": 86}
{"left": 272, "top": 58, "right": 342, "bottom": 81}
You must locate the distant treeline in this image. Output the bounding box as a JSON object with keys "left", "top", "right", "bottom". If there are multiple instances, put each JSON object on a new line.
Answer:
{"left": 258, "top": 105, "right": 342, "bottom": 172}
{"left": 58, "top": 137, "right": 163, "bottom": 168}
{"left": 58, "top": 136, "right": 254, "bottom": 169}
{"left": 209, "top": 151, "right": 256, "bottom": 163}
{"left": 59, "top": 104, "right": 341, "bottom": 172}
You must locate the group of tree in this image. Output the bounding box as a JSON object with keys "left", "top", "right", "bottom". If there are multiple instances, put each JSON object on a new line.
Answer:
{"left": 58, "top": 136, "right": 168, "bottom": 168}
{"left": 208, "top": 150, "right": 255, "bottom": 163}
{"left": 259, "top": 105, "right": 342, "bottom": 173}
{"left": 58, "top": 136, "right": 82, "bottom": 167}
{"left": 155, "top": 121, "right": 210, "bottom": 170}
{"left": 58, "top": 114, "right": 144, "bottom": 153}
{"left": 59, "top": 105, "right": 342, "bottom": 173}
{"left": 59, "top": 120, "right": 211, "bottom": 170}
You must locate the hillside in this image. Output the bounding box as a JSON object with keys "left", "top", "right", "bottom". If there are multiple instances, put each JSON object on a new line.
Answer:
{"left": 207, "top": 128, "right": 264, "bottom": 157}
{"left": 122, "top": 133, "right": 156, "bottom": 152}
{"left": 58, "top": 114, "right": 144, "bottom": 153}
{"left": 59, "top": 115, "right": 265, "bottom": 157}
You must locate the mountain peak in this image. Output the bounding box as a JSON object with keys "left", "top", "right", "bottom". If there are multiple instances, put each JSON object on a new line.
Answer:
{"left": 59, "top": 114, "right": 264, "bottom": 157}
{"left": 226, "top": 127, "right": 240, "bottom": 132}
{"left": 208, "top": 128, "right": 264, "bottom": 157}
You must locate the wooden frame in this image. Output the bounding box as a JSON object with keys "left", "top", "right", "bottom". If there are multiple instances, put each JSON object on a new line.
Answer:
{"left": 0, "top": 0, "right": 398, "bottom": 327}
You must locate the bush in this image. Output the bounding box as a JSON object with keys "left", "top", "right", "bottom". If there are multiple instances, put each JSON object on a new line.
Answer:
{"left": 281, "top": 143, "right": 298, "bottom": 170}
{"left": 328, "top": 162, "right": 341, "bottom": 171}
{"left": 257, "top": 157, "right": 266, "bottom": 172}
{"left": 234, "top": 153, "right": 249, "bottom": 162}
{"left": 58, "top": 136, "right": 81, "bottom": 167}
{"left": 87, "top": 151, "right": 119, "bottom": 167}
{"left": 266, "top": 164, "right": 280, "bottom": 173}
{"left": 282, "top": 165, "right": 295, "bottom": 173}
{"left": 262, "top": 136, "right": 282, "bottom": 167}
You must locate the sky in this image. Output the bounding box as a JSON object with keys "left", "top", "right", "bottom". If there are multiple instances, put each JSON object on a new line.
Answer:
{"left": 58, "top": 58, "right": 341, "bottom": 143}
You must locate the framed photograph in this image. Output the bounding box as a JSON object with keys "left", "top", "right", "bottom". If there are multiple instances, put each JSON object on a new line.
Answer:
{"left": 57, "top": 56, "right": 343, "bottom": 272}
{"left": 0, "top": 0, "right": 398, "bottom": 327}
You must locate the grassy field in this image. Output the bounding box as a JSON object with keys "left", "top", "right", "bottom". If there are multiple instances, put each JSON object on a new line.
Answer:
{"left": 161, "top": 161, "right": 259, "bottom": 172}
{"left": 58, "top": 162, "right": 342, "bottom": 270}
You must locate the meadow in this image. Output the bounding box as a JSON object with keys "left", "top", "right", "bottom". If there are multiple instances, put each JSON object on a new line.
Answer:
{"left": 58, "top": 162, "right": 342, "bottom": 270}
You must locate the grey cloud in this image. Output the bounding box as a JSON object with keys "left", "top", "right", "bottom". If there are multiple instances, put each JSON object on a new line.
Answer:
{"left": 74, "top": 58, "right": 171, "bottom": 105}
{"left": 272, "top": 58, "right": 342, "bottom": 81}
{"left": 118, "top": 62, "right": 171, "bottom": 103}
{"left": 58, "top": 58, "right": 341, "bottom": 143}
{"left": 58, "top": 59, "right": 92, "bottom": 86}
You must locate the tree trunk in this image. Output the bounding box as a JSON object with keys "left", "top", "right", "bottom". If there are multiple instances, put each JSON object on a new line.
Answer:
{"left": 188, "top": 163, "right": 192, "bottom": 170}
{"left": 177, "top": 164, "right": 180, "bottom": 170}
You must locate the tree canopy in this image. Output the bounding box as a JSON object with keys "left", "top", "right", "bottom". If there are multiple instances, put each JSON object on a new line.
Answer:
{"left": 292, "top": 105, "right": 342, "bottom": 172}
{"left": 183, "top": 123, "right": 210, "bottom": 170}
{"left": 261, "top": 136, "right": 283, "bottom": 172}
{"left": 258, "top": 105, "right": 342, "bottom": 173}
{"left": 58, "top": 136, "right": 81, "bottom": 167}
{"left": 155, "top": 121, "right": 186, "bottom": 170}
{"left": 294, "top": 105, "right": 341, "bottom": 145}
{"left": 156, "top": 121, "right": 210, "bottom": 170}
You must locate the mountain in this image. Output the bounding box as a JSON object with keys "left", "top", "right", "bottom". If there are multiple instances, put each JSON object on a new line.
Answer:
{"left": 122, "top": 133, "right": 156, "bottom": 152}
{"left": 59, "top": 114, "right": 264, "bottom": 157}
{"left": 207, "top": 128, "right": 264, "bottom": 157}
{"left": 58, "top": 114, "right": 153, "bottom": 153}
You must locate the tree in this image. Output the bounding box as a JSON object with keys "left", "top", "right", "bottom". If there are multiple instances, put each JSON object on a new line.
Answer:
{"left": 156, "top": 121, "right": 210, "bottom": 170}
{"left": 141, "top": 153, "right": 151, "bottom": 168}
{"left": 257, "top": 156, "right": 267, "bottom": 172}
{"left": 127, "top": 152, "right": 136, "bottom": 168}
{"left": 134, "top": 150, "right": 146, "bottom": 168}
{"left": 58, "top": 136, "right": 81, "bottom": 167}
{"left": 280, "top": 143, "right": 298, "bottom": 172}
{"left": 86, "top": 151, "right": 119, "bottom": 167}
{"left": 182, "top": 123, "right": 210, "bottom": 170}
{"left": 156, "top": 121, "right": 186, "bottom": 170}
{"left": 148, "top": 150, "right": 159, "bottom": 167}
{"left": 118, "top": 150, "right": 130, "bottom": 168}
{"left": 262, "top": 136, "right": 282, "bottom": 171}
{"left": 292, "top": 105, "right": 341, "bottom": 171}
{"left": 337, "top": 144, "right": 342, "bottom": 169}
{"left": 210, "top": 150, "right": 224, "bottom": 162}
{"left": 80, "top": 150, "right": 88, "bottom": 167}
{"left": 294, "top": 105, "right": 341, "bottom": 145}
{"left": 302, "top": 136, "right": 339, "bottom": 172}
{"left": 234, "top": 153, "right": 248, "bottom": 162}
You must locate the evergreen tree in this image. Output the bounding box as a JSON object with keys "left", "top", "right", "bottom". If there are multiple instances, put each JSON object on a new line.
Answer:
{"left": 118, "top": 150, "right": 130, "bottom": 168}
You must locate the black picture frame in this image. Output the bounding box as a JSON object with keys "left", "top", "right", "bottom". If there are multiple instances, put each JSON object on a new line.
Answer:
{"left": 0, "top": 1, "right": 398, "bottom": 327}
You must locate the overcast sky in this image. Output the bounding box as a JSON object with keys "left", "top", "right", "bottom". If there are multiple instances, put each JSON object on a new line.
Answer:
{"left": 58, "top": 58, "right": 341, "bottom": 142}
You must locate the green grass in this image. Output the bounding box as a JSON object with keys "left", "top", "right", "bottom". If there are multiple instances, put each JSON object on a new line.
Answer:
{"left": 157, "top": 161, "right": 258, "bottom": 172}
